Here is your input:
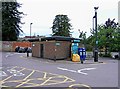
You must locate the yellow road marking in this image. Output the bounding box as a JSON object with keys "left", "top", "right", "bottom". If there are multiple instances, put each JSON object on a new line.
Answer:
{"left": 0, "top": 67, "right": 26, "bottom": 83}
{"left": 23, "top": 70, "right": 35, "bottom": 80}
{"left": 43, "top": 72, "right": 47, "bottom": 78}
{"left": 19, "top": 67, "right": 47, "bottom": 74}
{"left": 1, "top": 85, "right": 9, "bottom": 87}
{"left": 16, "top": 79, "right": 30, "bottom": 88}
{"left": 63, "top": 78, "right": 69, "bottom": 82}
{"left": 0, "top": 66, "right": 18, "bottom": 83}
{"left": 2, "top": 66, "right": 75, "bottom": 87}
{"left": 40, "top": 77, "right": 52, "bottom": 85}
{"left": 19, "top": 68, "right": 26, "bottom": 72}
{"left": 1, "top": 76, "right": 13, "bottom": 83}
{"left": 9, "top": 66, "right": 18, "bottom": 70}
{"left": 69, "top": 84, "right": 92, "bottom": 89}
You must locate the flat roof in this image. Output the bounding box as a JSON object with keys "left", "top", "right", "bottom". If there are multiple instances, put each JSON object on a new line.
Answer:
{"left": 28, "top": 36, "right": 81, "bottom": 42}
{"left": 41, "top": 36, "right": 81, "bottom": 42}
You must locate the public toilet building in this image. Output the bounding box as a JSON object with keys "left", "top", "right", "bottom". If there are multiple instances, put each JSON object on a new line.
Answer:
{"left": 32, "top": 36, "right": 80, "bottom": 60}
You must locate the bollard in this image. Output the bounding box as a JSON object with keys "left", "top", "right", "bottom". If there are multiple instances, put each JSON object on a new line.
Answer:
{"left": 27, "top": 51, "right": 29, "bottom": 57}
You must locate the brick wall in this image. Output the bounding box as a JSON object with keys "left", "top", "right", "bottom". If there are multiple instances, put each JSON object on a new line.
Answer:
{"left": 32, "top": 41, "right": 71, "bottom": 60}
{"left": 1, "top": 41, "right": 31, "bottom": 52}
{"left": 12, "top": 42, "right": 31, "bottom": 51}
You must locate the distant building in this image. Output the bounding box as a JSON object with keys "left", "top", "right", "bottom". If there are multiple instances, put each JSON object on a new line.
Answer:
{"left": 18, "top": 36, "right": 45, "bottom": 42}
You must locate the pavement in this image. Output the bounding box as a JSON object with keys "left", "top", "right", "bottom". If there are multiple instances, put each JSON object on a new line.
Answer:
{"left": 22, "top": 53, "right": 118, "bottom": 65}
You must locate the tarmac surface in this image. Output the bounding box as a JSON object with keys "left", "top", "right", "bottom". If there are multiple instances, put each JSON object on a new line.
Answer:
{"left": 0, "top": 52, "right": 119, "bottom": 89}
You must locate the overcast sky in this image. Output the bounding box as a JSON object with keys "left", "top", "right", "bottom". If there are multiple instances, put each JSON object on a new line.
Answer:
{"left": 17, "top": 0, "right": 119, "bottom": 38}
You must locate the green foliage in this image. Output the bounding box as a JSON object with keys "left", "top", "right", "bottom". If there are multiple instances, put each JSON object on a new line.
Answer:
{"left": 99, "top": 53, "right": 111, "bottom": 57}
{"left": 78, "top": 30, "right": 87, "bottom": 49}
{"left": 52, "top": 14, "right": 72, "bottom": 37}
{"left": 85, "top": 35, "right": 95, "bottom": 51}
{"left": 87, "top": 18, "right": 119, "bottom": 54}
{"left": 2, "top": 1, "right": 24, "bottom": 41}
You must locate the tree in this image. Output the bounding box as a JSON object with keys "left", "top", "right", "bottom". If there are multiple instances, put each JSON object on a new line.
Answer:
{"left": 2, "top": 1, "right": 24, "bottom": 41}
{"left": 52, "top": 14, "right": 72, "bottom": 37}
{"left": 97, "top": 18, "right": 118, "bottom": 55}
{"left": 88, "top": 18, "right": 119, "bottom": 57}
{"left": 78, "top": 29, "right": 87, "bottom": 48}
{"left": 114, "top": 25, "right": 120, "bottom": 59}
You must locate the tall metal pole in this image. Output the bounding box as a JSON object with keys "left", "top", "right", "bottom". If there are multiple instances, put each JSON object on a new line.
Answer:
{"left": 30, "top": 23, "right": 33, "bottom": 38}
{"left": 94, "top": 7, "right": 99, "bottom": 62}
{"left": 93, "top": 16, "right": 95, "bottom": 34}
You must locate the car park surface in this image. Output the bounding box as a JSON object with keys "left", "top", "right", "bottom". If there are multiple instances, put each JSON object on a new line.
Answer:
{"left": 1, "top": 52, "right": 119, "bottom": 88}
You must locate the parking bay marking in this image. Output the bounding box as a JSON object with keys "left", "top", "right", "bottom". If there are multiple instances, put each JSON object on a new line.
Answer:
{"left": 0, "top": 67, "right": 26, "bottom": 83}
{"left": 57, "top": 67, "right": 96, "bottom": 75}
{"left": 1, "top": 66, "right": 75, "bottom": 87}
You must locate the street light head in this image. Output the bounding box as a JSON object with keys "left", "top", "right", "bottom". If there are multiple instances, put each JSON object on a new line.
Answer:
{"left": 94, "top": 7, "right": 99, "bottom": 10}
{"left": 30, "top": 23, "right": 33, "bottom": 25}
{"left": 93, "top": 15, "right": 96, "bottom": 18}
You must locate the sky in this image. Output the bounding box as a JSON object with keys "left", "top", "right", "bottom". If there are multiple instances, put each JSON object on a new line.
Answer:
{"left": 17, "top": 0, "right": 119, "bottom": 38}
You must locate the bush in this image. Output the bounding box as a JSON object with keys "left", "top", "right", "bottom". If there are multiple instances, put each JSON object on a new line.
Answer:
{"left": 99, "top": 53, "right": 111, "bottom": 57}
{"left": 99, "top": 53, "right": 104, "bottom": 57}
{"left": 102, "top": 54, "right": 111, "bottom": 57}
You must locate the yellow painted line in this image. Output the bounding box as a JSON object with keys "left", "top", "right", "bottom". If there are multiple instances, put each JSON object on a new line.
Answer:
{"left": 43, "top": 72, "right": 47, "bottom": 78}
{"left": 18, "top": 67, "right": 63, "bottom": 80}
{"left": 2, "top": 66, "right": 75, "bottom": 87}
{"left": 5, "top": 74, "right": 45, "bottom": 83}
{"left": 69, "top": 84, "right": 92, "bottom": 89}
{"left": 39, "top": 76, "right": 75, "bottom": 86}
{"left": 42, "top": 75, "right": 67, "bottom": 83}
{"left": 46, "top": 75, "right": 75, "bottom": 83}
{"left": 63, "top": 75, "right": 75, "bottom": 82}
{"left": 18, "top": 74, "right": 74, "bottom": 87}
{"left": 0, "top": 66, "right": 18, "bottom": 83}
{"left": 0, "top": 76, "right": 13, "bottom": 83}
{"left": 19, "top": 68, "right": 26, "bottom": 72}
{"left": 19, "top": 67, "right": 46, "bottom": 74}
{"left": 2, "top": 85, "right": 9, "bottom": 87}
{"left": 7, "top": 79, "right": 40, "bottom": 86}
{"left": 28, "top": 77, "right": 45, "bottom": 81}
{"left": 16, "top": 79, "right": 30, "bottom": 88}
{"left": 1, "top": 67, "right": 26, "bottom": 83}
{"left": 63, "top": 78, "right": 68, "bottom": 82}
{"left": 42, "top": 79, "right": 74, "bottom": 86}
{"left": 8, "top": 66, "right": 18, "bottom": 70}
{"left": 40, "top": 77, "right": 52, "bottom": 85}
{"left": 23, "top": 70, "right": 35, "bottom": 80}
{"left": 5, "top": 79, "right": 24, "bottom": 83}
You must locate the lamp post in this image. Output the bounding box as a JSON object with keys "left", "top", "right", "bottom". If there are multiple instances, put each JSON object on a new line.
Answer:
{"left": 30, "top": 23, "right": 33, "bottom": 38}
{"left": 94, "top": 7, "right": 99, "bottom": 62}
{"left": 93, "top": 16, "right": 95, "bottom": 34}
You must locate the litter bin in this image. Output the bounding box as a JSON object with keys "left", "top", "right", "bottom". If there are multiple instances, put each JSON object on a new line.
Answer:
{"left": 78, "top": 48, "right": 86, "bottom": 63}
